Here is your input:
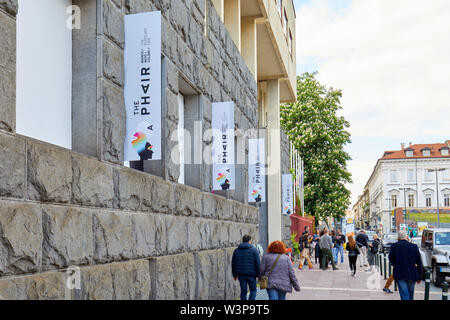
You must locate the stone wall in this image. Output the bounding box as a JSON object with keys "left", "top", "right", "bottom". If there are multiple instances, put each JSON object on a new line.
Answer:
{"left": 0, "top": 0, "right": 260, "bottom": 299}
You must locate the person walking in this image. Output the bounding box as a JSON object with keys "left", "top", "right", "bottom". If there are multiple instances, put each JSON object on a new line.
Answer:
{"left": 382, "top": 274, "right": 395, "bottom": 294}
{"left": 346, "top": 234, "right": 360, "bottom": 276}
{"left": 388, "top": 230, "right": 423, "bottom": 300}
{"left": 319, "top": 229, "right": 339, "bottom": 271}
{"left": 298, "top": 230, "right": 313, "bottom": 270}
{"left": 330, "top": 230, "right": 338, "bottom": 264}
{"left": 335, "top": 229, "right": 346, "bottom": 264}
{"left": 231, "top": 234, "right": 261, "bottom": 300}
{"left": 259, "top": 241, "right": 301, "bottom": 300}
{"left": 312, "top": 230, "right": 320, "bottom": 264}
{"left": 366, "top": 234, "right": 380, "bottom": 272}
{"left": 356, "top": 230, "right": 369, "bottom": 267}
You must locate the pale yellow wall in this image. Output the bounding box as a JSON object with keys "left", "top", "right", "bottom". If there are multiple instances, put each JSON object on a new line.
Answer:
{"left": 224, "top": 0, "right": 241, "bottom": 51}
{"left": 211, "top": 0, "right": 224, "bottom": 20}
{"left": 241, "top": 18, "right": 257, "bottom": 80}
{"left": 266, "top": 79, "right": 282, "bottom": 243}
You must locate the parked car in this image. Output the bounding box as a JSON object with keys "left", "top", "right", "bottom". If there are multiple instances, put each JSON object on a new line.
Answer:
{"left": 419, "top": 228, "right": 450, "bottom": 286}
{"left": 381, "top": 233, "right": 397, "bottom": 253}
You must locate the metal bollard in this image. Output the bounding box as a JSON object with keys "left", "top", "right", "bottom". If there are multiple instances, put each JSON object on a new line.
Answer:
{"left": 383, "top": 253, "right": 387, "bottom": 280}
{"left": 443, "top": 281, "right": 449, "bottom": 301}
{"left": 379, "top": 253, "right": 383, "bottom": 276}
{"left": 424, "top": 270, "right": 431, "bottom": 300}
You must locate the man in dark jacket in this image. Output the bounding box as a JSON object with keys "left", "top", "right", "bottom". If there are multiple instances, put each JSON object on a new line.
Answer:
{"left": 231, "top": 235, "right": 261, "bottom": 300}
{"left": 388, "top": 230, "right": 423, "bottom": 300}
{"left": 366, "top": 234, "right": 380, "bottom": 271}
{"left": 356, "top": 230, "right": 369, "bottom": 267}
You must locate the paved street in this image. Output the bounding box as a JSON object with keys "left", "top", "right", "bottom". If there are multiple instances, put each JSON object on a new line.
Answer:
{"left": 286, "top": 252, "right": 444, "bottom": 300}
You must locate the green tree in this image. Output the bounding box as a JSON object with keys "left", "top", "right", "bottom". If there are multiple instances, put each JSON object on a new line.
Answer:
{"left": 281, "top": 72, "right": 352, "bottom": 222}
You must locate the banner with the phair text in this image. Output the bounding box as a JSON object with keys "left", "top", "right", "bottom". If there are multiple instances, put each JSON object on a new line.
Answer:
{"left": 212, "top": 102, "right": 235, "bottom": 191}
{"left": 124, "top": 11, "right": 162, "bottom": 161}
{"left": 248, "top": 138, "right": 266, "bottom": 203}
{"left": 282, "top": 174, "right": 293, "bottom": 215}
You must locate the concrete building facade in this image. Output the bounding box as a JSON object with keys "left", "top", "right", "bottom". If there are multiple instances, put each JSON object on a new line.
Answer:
{"left": 0, "top": 0, "right": 296, "bottom": 299}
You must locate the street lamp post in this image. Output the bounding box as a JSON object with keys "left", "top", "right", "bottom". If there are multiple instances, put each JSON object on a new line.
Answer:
{"left": 399, "top": 187, "right": 412, "bottom": 229}
{"left": 428, "top": 168, "right": 446, "bottom": 228}
{"left": 386, "top": 198, "right": 392, "bottom": 232}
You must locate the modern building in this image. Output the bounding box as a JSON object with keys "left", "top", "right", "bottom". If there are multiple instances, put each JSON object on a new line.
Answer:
{"left": 0, "top": 0, "right": 296, "bottom": 299}
{"left": 359, "top": 141, "right": 450, "bottom": 233}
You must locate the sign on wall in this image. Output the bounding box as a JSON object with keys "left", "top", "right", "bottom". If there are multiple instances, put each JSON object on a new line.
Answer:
{"left": 248, "top": 139, "right": 266, "bottom": 203}
{"left": 124, "top": 11, "right": 162, "bottom": 161}
{"left": 282, "top": 174, "right": 293, "bottom": 215}
{"left": 212, "top": 102, "right": 235, "bottom": 191}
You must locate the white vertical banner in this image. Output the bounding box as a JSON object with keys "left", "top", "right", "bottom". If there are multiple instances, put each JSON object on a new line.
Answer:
{"left": 212, "top": 102, "right": 235, "bottom": 190}
{"left": 282, "top": 174, "right": 293, "bottom": 215}
{"left": 248, "top": 139, "right": 266, "bottom": 203}
{"left": 124, "top": 11, "right": 162, "bottom": 161}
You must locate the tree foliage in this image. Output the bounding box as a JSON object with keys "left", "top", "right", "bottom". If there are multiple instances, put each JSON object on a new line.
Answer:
{"left": 281, "top": 72, "right": 352, "bottom": 222}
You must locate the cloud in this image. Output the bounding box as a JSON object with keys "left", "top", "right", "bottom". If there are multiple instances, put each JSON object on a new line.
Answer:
{"left": 296, "top": 0, "right": 450, "bottom": 205}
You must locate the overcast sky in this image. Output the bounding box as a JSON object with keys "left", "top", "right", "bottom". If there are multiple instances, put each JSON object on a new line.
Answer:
{"left": 293, "top": 0, "right": 450, "bottom": 207}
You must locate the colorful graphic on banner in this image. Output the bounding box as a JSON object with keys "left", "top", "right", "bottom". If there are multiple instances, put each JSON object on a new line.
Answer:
{"left": 212, "top": 102, "right": 235, "bottom": 190}
{"left": 282, "top": 174, "right": 293, "bottom": 215}
{"left": 248, "top": 139, "right": 266, "bottom": 203}
{"left": 124, "top": 11, "right": 162, "bottom": 161}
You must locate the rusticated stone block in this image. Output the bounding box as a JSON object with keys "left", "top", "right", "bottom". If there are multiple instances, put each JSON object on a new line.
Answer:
{"left": 186, "top": 218, "right": 203, "bottom": 251}
{"left": 0, "top": 202, "right": 42, "bottom": 276}
{"left": 0, "top": 0, "right": 18, "bottom": 16}
{"left": 0, "top": 133, "right": 25, "bottom": 198}
{"left": 246, "top": 205, "right": 259, "bottom": 224}
{"left": 102, "top": 37, "right": 124, "bottom": 87}
{"left": 116, "top": 167, "right": 146, "bottom": 211}
{"left": 225, "top": 247, "right": 239, "bottom": 300}
{"left": 0, "top": 271, "right": 65, "bottom": 300}
{"left": 72, "top": 154, "right": 115, "bottom": 207}
{"left": 165, "top": 215, "right": 188, "bottom": 254}
{"left": 41, "top": 205, "right": 95, "bottom": 270}
{"left": 232, "top": 201, "right": 246, "bottom": 222}
{"left": 153, "top": 214, "right": 168, "bottom": 255}
{"left": 201, "top": 193, "right": 216, "bottom": 219}
{"left": 102, "top": 0, "right": 124, "bottom": 48}
{"left": 215, "top": 195, "right": 232, "bottom": 220}
{"left": 102, "top": 80, "right": 126, "bottom": 164}
{"left": 27, "top": 141, "right": 72, "bottom": 203}
{"left": 146, "top": 173, "right": 175, "bottom": 214}
{"left": 132, "top": 213, "right": 157, "bottom": 258}
{"left": 196, "top": 250, "right": 226, "bottom": 300}
{"left": 174, "top": 184, "right": 202, "bottom": 216}
{"left": 151, "top": 253, "right": 195, "bottom": 300}
{"left": 93, "top": 210, "right": 133, "bottom": 262}
{"left": 79, "top": 260, "right": 151, "bottom": 300}
{"left": 0, "top": 11, "right": 15, "bottom": 132}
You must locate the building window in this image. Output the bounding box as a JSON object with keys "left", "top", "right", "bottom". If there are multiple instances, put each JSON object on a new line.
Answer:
{"left": 425, "top": 169, "right": 433, "bottom": 181}
{"left": 392, "top": 195, "right": 398, "bottom": 207}
{"left": 283, "top": 10, "right": 288, "bottom": 36}
{"left": 441, "top": 148, "right": 449, "bottom": 156}
{"left": 17, "top": 0, "right": 73, "bottom": 149}
{"left": 408, "top": 194, "right": 415, "bottom": 207}
{"left": 407, "top": 169, "right": 415, "bottom": 181}
{"left": 405, "top": 150, "right": 413, "bottom": 157}
{"left": 288, "top": 30, "right": 293, "bottom": 55}
{"left": 443, "top": 169, "right": 449, "bottom": 181}
{"left": 445, "top": 194, "right": 450, "bottom": 207}
{"left": 277, "top": 0, "right": 282, "bottom": 18}
{"left": 423, "top": 149, "right": 431, "bottom": 157}
{"left": 425, "top": 194, "right": 432, "bottom": 207}
{"left": 390, "top": 170, "right": 397, "bottom": 182}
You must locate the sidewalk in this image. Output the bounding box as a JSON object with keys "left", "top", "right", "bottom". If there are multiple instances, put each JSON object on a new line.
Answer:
{"left": 287, "top": 252, "right": 443, "bottom": 300}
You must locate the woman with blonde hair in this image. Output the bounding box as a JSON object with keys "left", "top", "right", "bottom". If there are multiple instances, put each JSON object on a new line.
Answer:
{"left": 346, "top": 234, "right": 360, "bottom": 277}
{"left": 259, "top": 240, "right": 301, "bottom": 300}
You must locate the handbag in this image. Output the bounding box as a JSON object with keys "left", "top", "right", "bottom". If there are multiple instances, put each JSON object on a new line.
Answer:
{"left": 259, "top": 254, "right": 281, "bottom": 289}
